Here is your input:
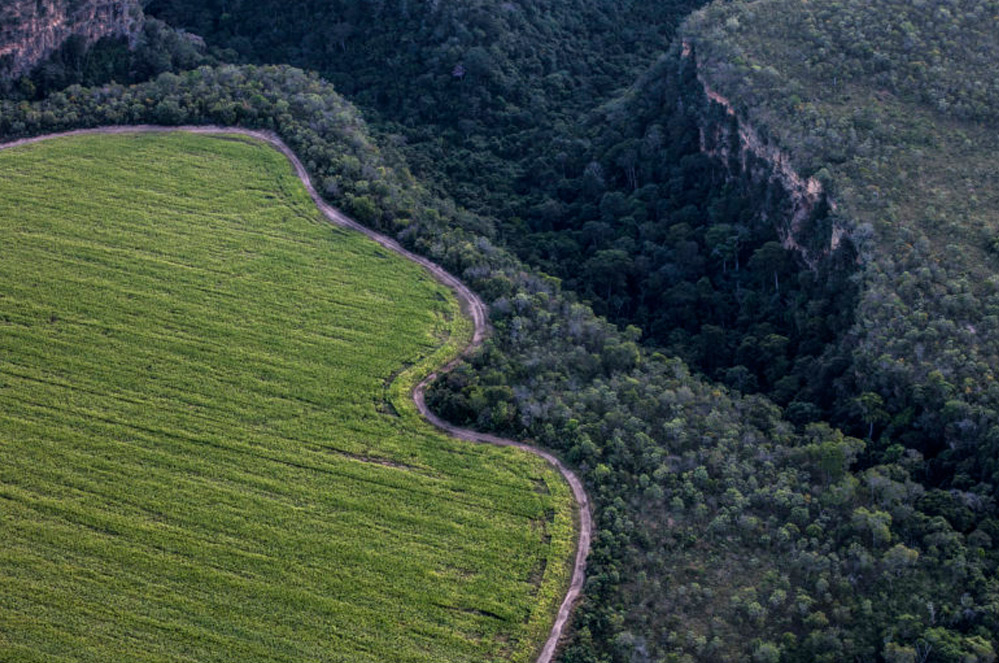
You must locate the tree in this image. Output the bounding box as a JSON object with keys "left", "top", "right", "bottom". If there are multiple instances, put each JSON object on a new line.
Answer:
{"left": 330, "top": 22, "right": 354, "bottom": 52}
{"left": 853, "top": 391, "right": 889, "bottom": 440}
{"left": 852, "top": 506, "right": 892, "bottom": 547}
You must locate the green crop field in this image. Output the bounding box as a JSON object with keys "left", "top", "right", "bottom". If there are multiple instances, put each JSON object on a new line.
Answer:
{"left": 0, "top": 133, "right": 575, "bottom": 663}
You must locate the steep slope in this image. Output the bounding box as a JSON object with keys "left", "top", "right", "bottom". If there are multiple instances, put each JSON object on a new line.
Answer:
{"left": 665, "top": 0, "right": 999, "bottom": 659}
{"left": 682, "top": 0, "right": 999, "bottom": 485}
{"left": 144, "top": 0, "right": 706, "bottom": 223}
{"left": 0, "top": 0, "right": 142, "bottom": 79}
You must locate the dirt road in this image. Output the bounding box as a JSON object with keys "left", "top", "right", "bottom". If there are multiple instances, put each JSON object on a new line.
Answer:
{"left": 0, "top": 125, "right": 592, "bottom": 663}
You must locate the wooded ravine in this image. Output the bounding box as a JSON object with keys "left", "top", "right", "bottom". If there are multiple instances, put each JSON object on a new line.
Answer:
{"left": 2, "top": 0, "right": 997, "bottom": 661}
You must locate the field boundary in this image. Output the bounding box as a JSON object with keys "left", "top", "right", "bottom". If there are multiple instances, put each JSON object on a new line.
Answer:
{"left": 0, "top": 125, "right": 591, "bottom": 663}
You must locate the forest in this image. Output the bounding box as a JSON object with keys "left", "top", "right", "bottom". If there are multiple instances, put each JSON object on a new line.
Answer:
{"left": 2, "top": 0, "right": 998, "bottom": 661}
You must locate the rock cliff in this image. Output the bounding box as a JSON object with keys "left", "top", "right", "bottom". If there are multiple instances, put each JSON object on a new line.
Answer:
{"left": 680, "top": 40, "right": 848, "bottom": 268}
{"left": 0, "top": 0, "right": 143, "bottom": 79}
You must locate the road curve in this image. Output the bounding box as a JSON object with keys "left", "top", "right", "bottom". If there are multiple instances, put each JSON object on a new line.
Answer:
{"left": 0, "top": 125, "right": 592, "bottom": 663}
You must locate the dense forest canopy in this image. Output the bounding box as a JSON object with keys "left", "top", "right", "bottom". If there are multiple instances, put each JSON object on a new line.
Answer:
{"left": 143, "top": 0, "right": 706, "bottom": 220}
{"left": 683, "top": 0, "right": 999, "bottom": 484}
{"left": 142, "top": 0, "right": 866, "bottom": 420}
{"left": 2, "top": 0, "right": 999, "bottom": 661}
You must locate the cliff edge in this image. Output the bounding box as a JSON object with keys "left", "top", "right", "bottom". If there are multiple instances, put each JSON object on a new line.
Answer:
{"left": 0, "top": 0, "right": 143, "bottom": 80}
{"left": 678, "top": 39, "right": 848, "bottom": 269}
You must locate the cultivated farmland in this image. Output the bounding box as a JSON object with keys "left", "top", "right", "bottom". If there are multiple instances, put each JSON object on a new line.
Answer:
{"left": 0, "top": 133, "right": 575, "bottom": 662}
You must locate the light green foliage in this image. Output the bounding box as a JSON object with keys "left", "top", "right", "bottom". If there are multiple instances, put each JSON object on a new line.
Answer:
{"left": 0, "top": 133, "right": 575, "bottom": 662}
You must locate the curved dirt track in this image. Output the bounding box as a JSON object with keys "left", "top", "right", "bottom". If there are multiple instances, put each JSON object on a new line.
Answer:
{"left": 0, "top": 125, "right": 591, "bottom": 663}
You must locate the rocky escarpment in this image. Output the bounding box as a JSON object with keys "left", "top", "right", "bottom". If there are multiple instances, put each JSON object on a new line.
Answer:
{"left": 0, "top": 0, "right": 142, "bottom": 80}
{"left": 680, "top": 40, "right": 848, "bottom": 269}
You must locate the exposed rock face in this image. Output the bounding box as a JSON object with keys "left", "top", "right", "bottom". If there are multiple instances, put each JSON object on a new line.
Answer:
{"left": 681, "top": 41, "right": 847, "bottom": 268}
{"left": 0, "top": 0, "right": 143, "bottom": 79}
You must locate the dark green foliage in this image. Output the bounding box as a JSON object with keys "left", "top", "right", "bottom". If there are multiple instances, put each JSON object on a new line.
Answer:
{"left": 149, "top": 0, "right": 868, "bottom": 434}
{"left": 133, "top": 3, "right": 866, "bottom": 423}
{"left": 13, "top": 19, "right": 214, "bottom": 100}
{"left": 682, "top": 0, "right": 999, "bottom": 486}
{"left": 144, "top": 0, "right": 706, "bottom": 221}
{"left": 148, "top": 0, "right": 865, "bottom": 434}
{"left": 662, "top": 0, "right": 999, "bottom": 657}
{"left": 5, "top": 0, "right": 999, "bottom": 658}
{"left": 502, "top": 53, "right": 861, "bottom": 417}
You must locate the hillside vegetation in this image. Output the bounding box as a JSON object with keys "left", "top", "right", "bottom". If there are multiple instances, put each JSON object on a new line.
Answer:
{"left": 0, "top": 132, "right": 574, "bottom": 662}
{"left": 668, "top": 0, "right": 999, "bottom": 659}
{"left": 5, "top": 0, "right": 999, "bottom": 657}
{"left": 137, "top": 0, "right": 868, "bottom": 423}
{"left": 144, "top": 0, "right": 706, "bottom": 222}
{"left": 683, "top": 0, "right": 999, "bottom": 479}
